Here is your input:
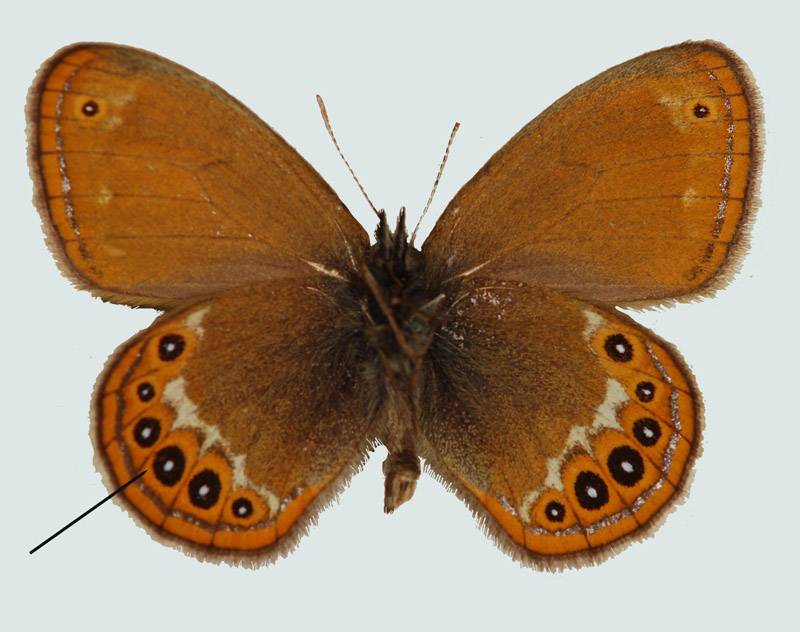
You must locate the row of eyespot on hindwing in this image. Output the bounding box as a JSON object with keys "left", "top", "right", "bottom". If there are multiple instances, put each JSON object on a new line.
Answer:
{"left": 478, "top": 325, "right": 697, "bottom": 555}
{"left": 535, "top": 325, "right": 696, "bottom": 553}
{"left": 97, "top": 318, "right": 321, "bottom": 550}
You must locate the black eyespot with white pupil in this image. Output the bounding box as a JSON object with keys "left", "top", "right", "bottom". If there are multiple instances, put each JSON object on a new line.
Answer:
{"left": 633, "top": 417, "right": 661, "bottom": 447}
{"left": 153, "top": 446, "right": 185, "bottom": 486}
{"left": 693, "top": 103, "right": 710, "bottom": 118}
{"left": 81, "top": 100, "right": 99, "bottom": 116}
{"left": 188, "top": 469, "right": 221, "bottom": 509}
{"left": 635, "top": 381, "right": 655, "bottom": 402}
{"left": 544, "top": 501, "right": 566, "bottom": 523}
{"left": 137, "top": 382, "right": 155, "bottom": 402}
{"left": 604, "top": 333, "right": 633, "bottom": 362}
{"left": 133, "top": 417, "right": 161, "bottom": 447}
{"left": 574, "top": 471, "right": 610, "bottom": 510}
{"left": 158, "top": 334, "right": 186, "bottom": 362}
{"left": 232, "top": 498, "right": 254, "bottom": 519}
{"left": 607, "top": 446, "right": 645, "bottom": 487}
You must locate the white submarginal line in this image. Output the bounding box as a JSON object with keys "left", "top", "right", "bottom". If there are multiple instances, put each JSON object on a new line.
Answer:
{"left": 669, "top": 389, "right": 682, "bottom": 432}
{"left": 644, "top": 342, "right": 682, "bottom": 475}
{"left": 55, "top": 72, "right": 82, "bottom": 237}
{"left": 525, "top": 523, "right": 583, "bottom": 537}
{"left": 644, "top": 341, "right": 671, "bottom": 384}
{"left": 659, "top": 389, "right": 682, "bottom": 477}
{"left": 706, "top": 69, "right": 736, "bottom": 238}
{"left": 630, "top": 477, "right": 665, "bottom": 513}
{"left": 585, "top": 507, "right": 633, "bottom": 535}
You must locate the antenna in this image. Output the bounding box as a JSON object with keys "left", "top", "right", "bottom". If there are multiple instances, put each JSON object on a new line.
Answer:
{"left": 317, "top": 95, "right": 380, "bottom": 218}
{"left": 410, "top": 121, "right": 460, "bottom": 247}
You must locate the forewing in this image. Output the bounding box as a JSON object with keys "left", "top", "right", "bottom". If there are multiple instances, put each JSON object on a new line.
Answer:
{"left": 93, "top": 276, "right": 371, "bottom": 564}
{"left": 423, "top": 41, "right": 760, "bottom": 305}
{"left": 419, "top": 279, "right": 700, "bottom": 568}
{"left": 27, "top": 43, "right": 369, "bottom": 307}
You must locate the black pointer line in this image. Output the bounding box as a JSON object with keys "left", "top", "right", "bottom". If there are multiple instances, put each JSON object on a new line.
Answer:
{"left": 30, "top": 471, "right": 147, "bottom": 554}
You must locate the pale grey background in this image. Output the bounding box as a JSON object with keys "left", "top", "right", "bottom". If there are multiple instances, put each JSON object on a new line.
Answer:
{"left": 3, "top": 1, "right": 796, "bottom": 629}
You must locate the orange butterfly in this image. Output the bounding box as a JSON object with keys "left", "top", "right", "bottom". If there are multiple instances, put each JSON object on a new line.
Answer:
{"left": 27, "top": 41, "right": 760, "bottom": 568}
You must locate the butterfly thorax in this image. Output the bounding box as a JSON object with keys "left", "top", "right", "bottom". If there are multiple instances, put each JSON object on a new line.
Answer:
{"left": 362, "top": 209, "right": 442, "bottom": 390}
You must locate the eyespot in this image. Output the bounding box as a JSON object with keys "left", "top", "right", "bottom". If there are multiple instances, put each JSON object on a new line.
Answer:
{"left": 232, "top": 497, "right": 254, "bottom": 519}
{"left": 633, "top": 417, "right": 661, "bottom": 446}
{"left": 188, "top": 469, "right": 222, "bottom": 509}
{"left": 635, "top": 381, "right": 655, "bottom": 402}
{"left": 693, "top": 103, "right": 710, "bottom": 118}
{"left": 153, "top": 445, "right": 186, "bottom": 486}
{"left": 137, "top": 382, "right": 156, "bottom": 402}
{"left": 544, "top": 501, "right": 566, "bottom": 523}
{"left": 606, "top": 446, "right": 645, "bottom": 487}
{"left": 158, "top": 334, "right": 186, "bottom": 362}
{"left": 604, "top": 333, "right": 633, "bottom": 362}
{"left": 81, "top": 100, "right": 99, "bottom": 116}
{"left": 133, "top": 417, "right": 161, "bottom": 447}
{"left": 574, "top": 471, "right": 609, "bottom": 510}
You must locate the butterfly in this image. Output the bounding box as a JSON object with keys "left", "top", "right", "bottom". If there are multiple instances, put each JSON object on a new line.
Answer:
{"left": 26, "top": 40, "right": 760, "bottom": 569}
